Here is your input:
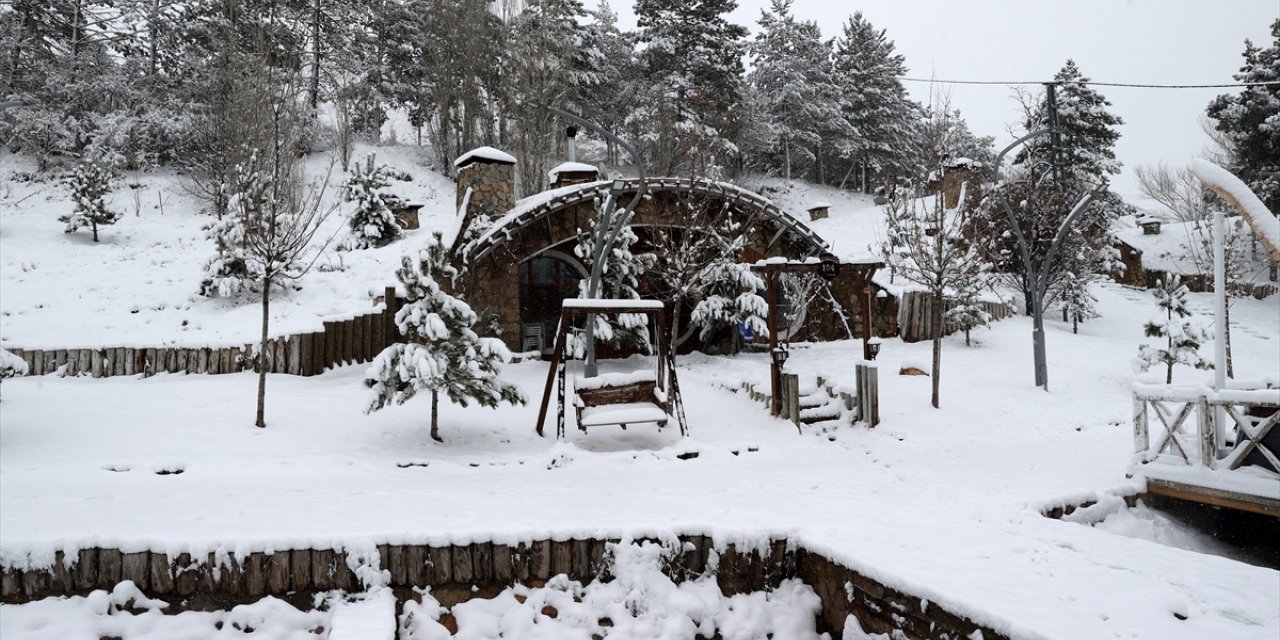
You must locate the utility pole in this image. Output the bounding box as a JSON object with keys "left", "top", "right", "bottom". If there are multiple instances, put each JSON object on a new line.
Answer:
{"left": 1045, "top": 83, "right": 1064, "bottom": 185}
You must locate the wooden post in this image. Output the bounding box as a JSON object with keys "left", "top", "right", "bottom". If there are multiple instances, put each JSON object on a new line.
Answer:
{"left": 344, "top": 317, "right": 357, "bottom": 365}
{"left": 384, "top": 286, "right": 399, "bottom": 348}
{"left": 1198, "top": 395, "right": 1216, "bottom": 468}
{"left": 1133, "top": 393, "right": 1149, "bottom": 462}
{"left": 323, "top": 321, "right": 338, "bottom": 370}
{"left": 866, "top": 365, "right": 879, "bottom": 427}
{"left": 862, "top": 285, "right": 874, "bottom": 360}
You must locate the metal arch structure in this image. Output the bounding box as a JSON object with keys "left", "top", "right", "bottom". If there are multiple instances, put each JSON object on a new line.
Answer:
{"left": 466, "top": 177, "right": 831, "bottom": 264}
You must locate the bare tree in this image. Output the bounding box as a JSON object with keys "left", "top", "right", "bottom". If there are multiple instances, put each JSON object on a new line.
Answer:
{"left": 881, "top": 183, "right": 992, "bottom": 408}
{"left": 233, "top": 77, "right": 337, "bottom": 429}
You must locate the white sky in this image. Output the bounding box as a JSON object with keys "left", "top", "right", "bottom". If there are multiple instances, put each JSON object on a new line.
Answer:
{"left": 598, "top": 0, "right": 1278, "bottom": 208}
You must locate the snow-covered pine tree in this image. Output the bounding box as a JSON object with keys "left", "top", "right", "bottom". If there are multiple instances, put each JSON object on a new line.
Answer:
{"left": 689, "top": 261, "right": 769, "bottom": 348}
{"left": 1206, "top": 19, "right": 1280, "bottom": 213}
{"left": 747, "top": 0, "right": 842, "bottom": 182}
{"left": 572, "top": 201, "right": 654, "bottom": 352}
{"left": 200, "top": 155, "right": 266, "bottom": 297}
{"left": 366, "top": 233, "right": 525, "bottom": 442}
{"left": 634, "top": 0, "right": 747, "bottom": 175}
{"left": 504, "top": 0, "right": 588, "bottom": 197}
{"left": 944, "top": 281, "right": 993, "bottom": 347}
{"left": 340, "top": 154, "right": 405, "bottom": 250}
{"left": 59, "top": 160, "right": 123, "bottom": 242}
{"left": 1056, "top": 270, "right": 1099, "bottom": 334}
{"left": 829, "top": 12, "right": 920, "bottom": 191}
{"left": 1015, "top": 60, "right": 1123, "bottom": 182}
{"left": 1135, "top": 276, "right": 1213, "bottom": 384}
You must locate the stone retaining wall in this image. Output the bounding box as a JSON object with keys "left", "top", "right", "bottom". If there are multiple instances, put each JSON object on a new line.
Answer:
{"left": 2, "top": 537, "right": 1005, "bottom": 639}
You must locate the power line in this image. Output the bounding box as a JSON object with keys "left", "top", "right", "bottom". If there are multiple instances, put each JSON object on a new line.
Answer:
{"left": 897, "top": 76, "right": 1280, "bottom": 89}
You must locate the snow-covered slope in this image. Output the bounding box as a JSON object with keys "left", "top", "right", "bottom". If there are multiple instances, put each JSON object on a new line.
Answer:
{"left": 0, "top": 146, "right": 458, "bottom": 349}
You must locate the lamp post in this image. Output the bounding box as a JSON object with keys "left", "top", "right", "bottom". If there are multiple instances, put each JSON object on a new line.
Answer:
{"left": 989, "top": 129, "right": 1104, "bottom": 391}
{"left": 545, "top": 107, "right": 646, "bottom": 378}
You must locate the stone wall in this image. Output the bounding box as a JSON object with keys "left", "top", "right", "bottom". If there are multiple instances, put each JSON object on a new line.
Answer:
{"left": 2, "top": 537, "right": 1006, "bottom": 639}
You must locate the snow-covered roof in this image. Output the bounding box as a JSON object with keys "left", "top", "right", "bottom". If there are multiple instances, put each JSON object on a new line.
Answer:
{"left": 454, "top": 146, "right": 516, "bottom": 168}
{"left": 1114, "top": 219, "right": 1205, "bottom": 274}
{"left": 464, "top": 177, "right": 830, "bottom": 262}
{"left": 943, "top": 157, "right": 984, "bottom": 170}
{"left": 807, "top": 202, "right": 832, "bottom": 210}
{"left": 548, "top": 162, "right": 599, "bottom": 183}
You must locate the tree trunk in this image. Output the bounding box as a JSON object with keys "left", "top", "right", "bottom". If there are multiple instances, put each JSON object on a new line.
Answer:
{"left": 91, "top": 221, "right": 99, "bottom": 243}
{"left": 309, "top": 0, "right": 322, "bottom": 111}
{"left": 1072, "top": 316, "right": 1079, "bottom": 334}
{"left": 783, "top": 139, "right": 791, "bottom": 182}
{"left": 669, "top": 294, "right": 685, "bottom": 365}
{"left": 430, "top": 389, "right": 442, "bottom": 442}
{"left": 256, "top": 279, "right": 270, "bottom": 428}
{"left": 1165, "top": 304, "right": 1173, "bottom": 385}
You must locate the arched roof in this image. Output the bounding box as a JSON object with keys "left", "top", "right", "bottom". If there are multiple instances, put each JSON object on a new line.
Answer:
{"left": 464, "top": 177, "right": 829, "bottom": 262}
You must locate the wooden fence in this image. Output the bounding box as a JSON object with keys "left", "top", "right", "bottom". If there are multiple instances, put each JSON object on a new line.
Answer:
{"left": 895, "top": 290, "right": 1016, "bottom": 343}
{"left": 5, "top": 287, "right": 402, "bottom": 379}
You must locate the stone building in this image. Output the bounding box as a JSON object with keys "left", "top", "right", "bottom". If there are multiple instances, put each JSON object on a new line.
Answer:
{"left": 447, "top": 147, "right": 886, "bottom": 355}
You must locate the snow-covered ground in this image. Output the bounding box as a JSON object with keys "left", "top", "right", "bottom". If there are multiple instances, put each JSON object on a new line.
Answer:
{"left": 2, "top": 147, "right": 1279, "bottom": 639}
{"left": 0, "top": 147, "right": 458, "bottom": 349}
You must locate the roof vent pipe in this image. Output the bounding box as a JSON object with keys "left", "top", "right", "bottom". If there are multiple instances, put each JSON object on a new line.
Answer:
{"left": 566, "top": 125, "right": 578, "bottom": 163}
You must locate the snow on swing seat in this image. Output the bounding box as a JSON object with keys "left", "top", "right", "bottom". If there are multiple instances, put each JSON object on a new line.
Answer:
{"left": 578, "top": 402, "right": 670, "bottom": 428}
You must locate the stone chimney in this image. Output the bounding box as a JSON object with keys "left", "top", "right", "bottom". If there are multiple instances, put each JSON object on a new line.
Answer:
{"left": 930, "top": 157, "right": 984, "bottom": 210}
{"left": 1137, "top": 216, "right": 1162, "bottom": 235}
{"left": 455, "top": 146, "right": 516, "bottom": 220}
{"left": 548, "top": 161, "right": 599, "bottom": 189}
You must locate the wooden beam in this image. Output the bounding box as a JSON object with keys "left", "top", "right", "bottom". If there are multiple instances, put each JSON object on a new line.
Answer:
{"left": 1146, "top": 477, "right": 1280, "bottom": 517}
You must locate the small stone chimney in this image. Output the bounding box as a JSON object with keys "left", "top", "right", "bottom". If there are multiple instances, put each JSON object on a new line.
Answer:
{"left": 548, "top": 161, "right": 599, "bottom": 189}
{"left": 806, "top": 203, "right": 831, "bottom": 221}
{"left": 1138, "top": 217, "right": 1162, "bottom": 235}
{"left": 455, "top": 146, "right": 516, "bottom": 220}
{"left": 930, "top": 157, "right": 984, "bottom": 210}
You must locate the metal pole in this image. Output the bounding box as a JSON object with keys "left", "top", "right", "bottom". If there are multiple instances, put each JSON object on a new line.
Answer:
{"left": 546, "top": 107, "right": 646, "bottom": 378}
{"left": 1213, "top": 211, "right": 1228, "bottom": 451}
{"left": 768, "top": 272, "right": 781, "bottom": 416}
{"left": 862, "top": 285, "right": 873, "bottom": 360}
{"left": 1045, "top": 83, "right": 1063, "bottom": 186}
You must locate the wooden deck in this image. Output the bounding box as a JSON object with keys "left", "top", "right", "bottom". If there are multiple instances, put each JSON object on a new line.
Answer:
{"left": 1145, "top": 476, "right": 1280, "bottom": 518}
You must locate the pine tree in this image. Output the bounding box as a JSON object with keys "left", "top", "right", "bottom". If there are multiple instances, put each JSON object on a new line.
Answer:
{"left": 747, "top": 0, "right": 842, "bottom": 181}
{"left": 634, "top": 0, "right": 747, "bottom": 175}
{"left": 830, "top": 12, "right": 920, "bottom": 190}
{"left": 574, "top": 1, "right": 637, "bottom": 164}
{"left": 944, "top": 280, "right": 992, "bottom": 347}
{"left": 340, "top": 154, "right": 405, "bottom": 250}
{"left": 0, "top": 347, "right": 29, "bottom": 395}
{"left": 1056, "top": 270, "right": 1099, "bottom": 334}
{"left": 366, "top": 233, "right": 526, "bottom": 442}
{"left": 59, "top": 160, "right": 122, "bottom": 242}
{"left": 1135, "top": 276, "right": 1213, "bottom": 384}
{"left": 1015, "top": 59, "right": 1123, "bottom": 181}
{"left": 1206, "top": 19, "right": 1280, "bottom": 212}
{"left": 573, "top": 202, "right": 654, "bottom": 351}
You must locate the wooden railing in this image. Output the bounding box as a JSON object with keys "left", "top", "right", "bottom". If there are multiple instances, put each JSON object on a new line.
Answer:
{"left": 1132, "top": 382, "right": 1280, "bottom": 472}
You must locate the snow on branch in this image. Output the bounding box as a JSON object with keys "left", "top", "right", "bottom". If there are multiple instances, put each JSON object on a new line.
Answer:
{"left": 1191, "top": 158, "right": 1279, "bottom": 266}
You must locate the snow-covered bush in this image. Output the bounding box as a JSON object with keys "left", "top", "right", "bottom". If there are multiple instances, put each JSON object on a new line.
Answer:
{"left": 59, "top": 161, "right": 122, "bottom": 242}
{"left": 365, "top": 233, "right": 525, "bottom": 441}
{"left": 339, "top": 155, "right": 406, "bottom": 250}
{"left": 1135, "top": 276, "right": 1213, "bottom": 384}
{"left": 0, "top": 348, "right": 29, "bottom": 387}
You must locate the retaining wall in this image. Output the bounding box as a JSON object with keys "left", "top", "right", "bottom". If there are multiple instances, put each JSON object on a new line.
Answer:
{"left": 1, "top": 536, "right": 1005, "bottom": 640}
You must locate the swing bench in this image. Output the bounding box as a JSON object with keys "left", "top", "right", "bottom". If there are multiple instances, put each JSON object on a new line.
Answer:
{"left": 534, "top": 299, "right": 688, "bottom": 439}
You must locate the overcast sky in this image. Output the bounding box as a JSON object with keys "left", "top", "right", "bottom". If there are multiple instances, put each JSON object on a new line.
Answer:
{"left": 598, "top": 0, "right": 1278, "bottom": 209}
